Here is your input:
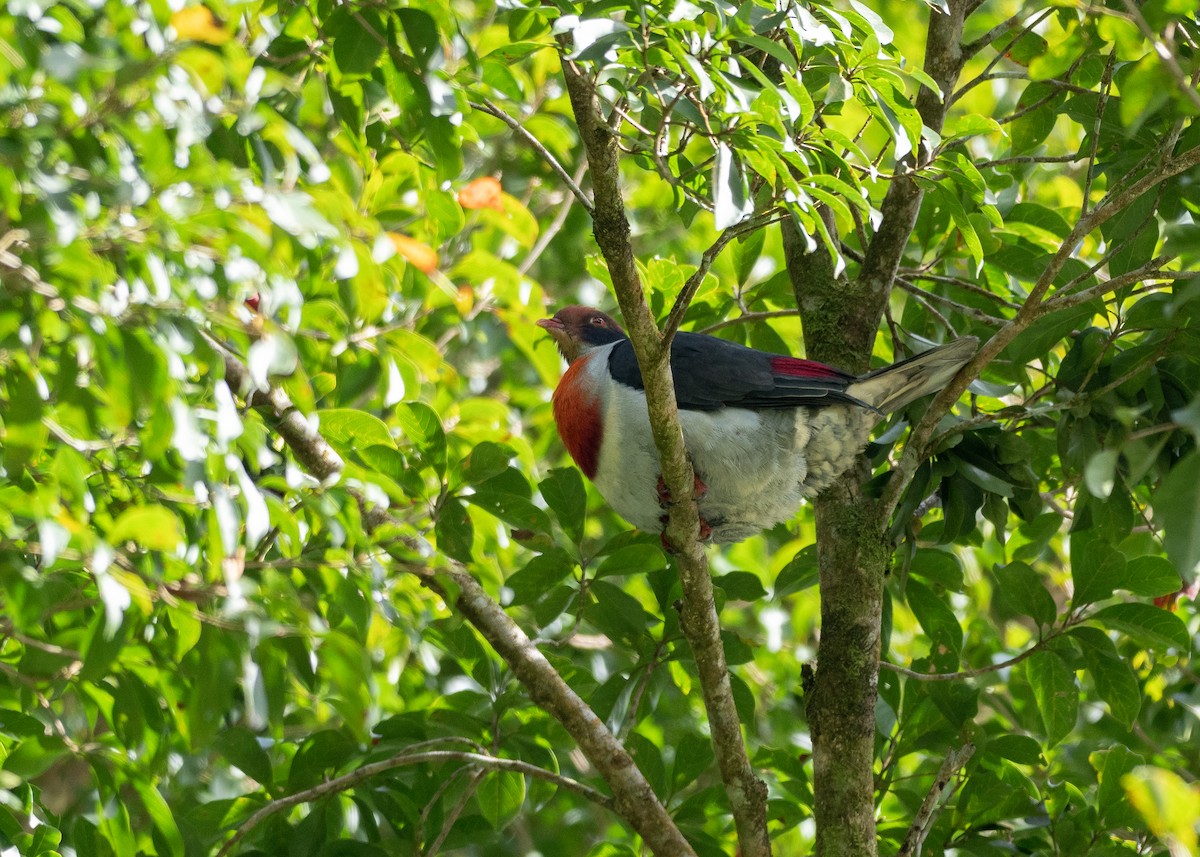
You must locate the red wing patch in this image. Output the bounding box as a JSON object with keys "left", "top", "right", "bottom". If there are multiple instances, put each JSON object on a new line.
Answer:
{"left": 552, "top": 355, "right": 603, "bottom": 479}
{"left": 769, "top": 356, "right": 850, "bottom": 380}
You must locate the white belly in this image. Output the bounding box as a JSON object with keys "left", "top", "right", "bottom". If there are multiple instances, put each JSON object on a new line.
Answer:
{"left": 591, "top": 385, "right": 874, "bottom": 543}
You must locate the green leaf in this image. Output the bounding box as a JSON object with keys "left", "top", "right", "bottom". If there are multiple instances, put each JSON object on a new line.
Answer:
{"left": 732, "top": 227, "right": 766, "bottom": 287}
{"left": 1011, "top": 81, "right": 1063, "bottom": 153}
{"left": 993, "top": 561, "right": 1057, "bottom": 628}
{"left": 436, "top": 497, "right": 474, "bottom": 563}
{"left": 588, "top": 581, "right": 653, "bottom": 646}
{"left": 714, "top": 571, "right": 768, "bottom": 602}
{"left": 477, "top": 769, "right": 525, "bottom": 829}
{"left": 506, "top": 549, "right": 575, "bottom": 606}
{"left": 905, "top": 579, "right": 962, "bottom": 655}
{"left": 775, "top": 547, "right": 819, "bottom": 597}
{"left": 462, "top": 441, "right": 514, "bottom": 485}
{"left": 722, "top": 629, "right": 755, "bottom": 665}
{"left": 729, "top": 671, "right": 756, "bottom": 725}
{"left": 1122, "top": 766, "right": 1200, "bottom": 849}
{"left": 624, "top": 732, "right": 666, "bottom": 797}
{"left": 108, "top": 506, "right": 182, "bottom": 552}
{"left": 1118, "top": 53, "right": 1173, "bottom": 129}
{"left": 540, "top": 467, "right": 587, "bottom": 543}
{"left": 1082, "top": 649, "right": 1141, "bottom": 728}
{"left": 1071, "top": 534, "right": 1128, "bottom": 607}
{"left": 1090, "top": 745, "right": 1143, "bottom": 821}
{"left": 1123, "top": 555, "right": 1183, "bottom": 598}
{"left": 467, "top": 490, "right": 550, "bottom": 532}
{"left": 331, "top": 7, "right": 385, "bottom": 77}
{"left": 909, "top": 549, "right": 964, "bottom": 591}
{"left": 286, "top": 730, "right": 357, "bottom": 792}
{"left": 671, "top": 731, "right": 714, "bottom": 791}
{"left": 954, "top": 459, "right": 1014, "bottom": 498}
{"left": 131, "top": 781, "right": 185, "bottom": 857}
{"left": 1025, "top": 650, "right": 1078, "bottom": 746}
{"left": 1153, "top": 451, "right": 1200, "bottom": 583}
{"left": 985, "top": 734, "right": 1044, "bottom": 766}
{"left": 80, "top": 610, "right": 131, "bottom": 681}
{"left": 395, "top": 402, "right": 446, "bottom": 476}
{"left": 1084, "top": 449, "right": 1119, "bottom": 499}
{"left": 595, "top": 544, "right": 666, "bottom": 578}
{"left": 1089, "top": 603, "right": 1191, "bottom": 652}
{"left": 397, "top": 9, "right": 440, "bottom": 70}
{"left": 321, "top": 408, "right": 396, "bottom": 450}
{"left": 714, "top": 143, "right": 753, "bottom": 230}
{"left": 218, "top": 727, "right": 274, "bottom": 788}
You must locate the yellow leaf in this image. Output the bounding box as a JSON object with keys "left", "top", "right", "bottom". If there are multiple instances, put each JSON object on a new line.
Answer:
{"left": 389, "top": 233, "right": 439, "bottom": 274}
{"left": 170, "top": 6, "right": 230, "bottom": 45}
{"left": 457, "top": 176, "right": 504, "bottom": 212}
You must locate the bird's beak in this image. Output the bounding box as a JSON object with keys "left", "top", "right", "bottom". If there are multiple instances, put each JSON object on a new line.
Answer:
{"left": 537, "top": 316, "right": 576, "bottom": 362}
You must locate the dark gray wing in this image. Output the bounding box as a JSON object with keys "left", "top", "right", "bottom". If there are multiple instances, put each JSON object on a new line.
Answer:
{"left": 607, "top": 332, "right": 861, "bottom": 412}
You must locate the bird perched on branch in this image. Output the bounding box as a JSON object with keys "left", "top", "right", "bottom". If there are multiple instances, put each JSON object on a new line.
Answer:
{"left": 538, "top": 305, "right": 978, "bottom": 544}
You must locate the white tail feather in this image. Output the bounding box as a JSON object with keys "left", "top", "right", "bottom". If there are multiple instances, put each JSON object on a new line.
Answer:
{"left": 847, "top": 338, "right": 978, "bottom": 415}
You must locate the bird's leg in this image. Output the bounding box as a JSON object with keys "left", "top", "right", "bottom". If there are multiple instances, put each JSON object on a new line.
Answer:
{"left": 658, "top": 513, "right": 714, "bottom": 553}
{"left": 656, "top": 467, "right": 711, "bottom": 551}
{"left": 655, "top": 472, "right": 709, "bottom": 507}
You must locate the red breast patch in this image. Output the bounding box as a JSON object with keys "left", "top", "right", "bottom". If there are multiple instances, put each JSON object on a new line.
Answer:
{"left": 552, "top": 354, "right": 603, "bottom": 479}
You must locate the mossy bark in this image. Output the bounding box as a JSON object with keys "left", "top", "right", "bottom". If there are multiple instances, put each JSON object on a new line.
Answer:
{"left": 785, "top": 220, "right": 889, "bottom": 857}
{"left": 782, "top": 6, "right": 975, "bottom": 854}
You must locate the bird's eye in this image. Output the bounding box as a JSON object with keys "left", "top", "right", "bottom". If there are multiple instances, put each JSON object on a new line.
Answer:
{"left": 589, "top": 316, "right": 605, "bottom": 327}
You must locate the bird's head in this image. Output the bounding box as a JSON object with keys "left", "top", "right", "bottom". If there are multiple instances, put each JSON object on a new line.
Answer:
{"left": 537, "top": 306, "right": 627, "bottom": 363}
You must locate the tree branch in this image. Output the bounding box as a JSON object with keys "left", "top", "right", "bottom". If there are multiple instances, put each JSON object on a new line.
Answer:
{"left": 662, "top": 211, "right": 784, "bottom": 344}
{"left": 1118, "top": 0, "right": 1200, "bottom": 114}
{"left": 852, "top": 1, "right": 972, "bottom": 363}
{"left": 212, "top": 342, "right": 697, "bottom": 857}
{"left": 895, "top": 743, "right": 976, "bottom": 857}
{"left": 469, "top": 99, "right": 595, "bottom": 213}
{"left": 787, "top": 6, "right": 978, "bottom": 856}
{"left": 559, "top": 46, "right": 771, "bottom": 857}
{"left": 218, "top": 749, "right": 614, "bottom": 857}
{"left": 879, "top": 140, "right": 1200, "bottom": 520}
{"left": 881, "top": 636, "right": 1052, "bottom": 682}
{"left": 698, "top": 309, "right": 801, "bottom": 335}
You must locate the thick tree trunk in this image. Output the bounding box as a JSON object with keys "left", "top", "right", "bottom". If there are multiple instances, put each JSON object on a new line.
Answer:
{"left": 783, "top": 6, "right": 974, "bottom": 853}
{"left": 784, "top": 219, "right": 889, "bottom": 857}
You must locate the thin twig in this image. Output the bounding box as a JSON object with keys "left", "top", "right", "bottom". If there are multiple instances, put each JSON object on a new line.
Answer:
{"left": 662, "top": 211, "right": 784, "bottom": 344}
{"left": 423, "top": 770, "right": 487, "bottom": 857}
{"left": 469, "top": 100, "right": 594, "bottom": 213}
{"left": 880, "top": 138, "right": 1200, "bottom": 520}
{"left": 978, "top": 153, "right": 1087, "bottom": 168}
{"left": 880, "top": 636, "right": 1051, "bottom": 682}
{"left": 519, "top": 159, "right": 591, "bottom": 276}
{"left": 1083, "top": 52, "right": 1117, "bottom": 217}
{"left": 698, "top": 309, "right": 801, "bottom": 334}
{"left": 895, "top": 277, "right": 1005, "bottom": 326}
{"left": 1119, "top": 1, "right": 1200, "bottom": 114}
{"left": 215, "top": 341, "right": 693, "bottom": 857}
{"left": 217, "top": 750, "right": 614, "bottom": 856}
{"left": 900, "top": 271, "right": 1023, "bottom": 310}
{"left": 1038, "top": 255, "right": 1174, "bottom": 313}
{"left": 896, "top": 743, "right": 976, "bottom": 857}
{"left": 953, "top": 7, "right": 1057, "bottom": 103}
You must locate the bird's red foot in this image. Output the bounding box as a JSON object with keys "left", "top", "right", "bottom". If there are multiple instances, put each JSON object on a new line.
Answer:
{"left": 656, "top": 473, "right": 709, "bottom": 507}
{"left": 659, "top": 513, "right": 714, "bottom": 553}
